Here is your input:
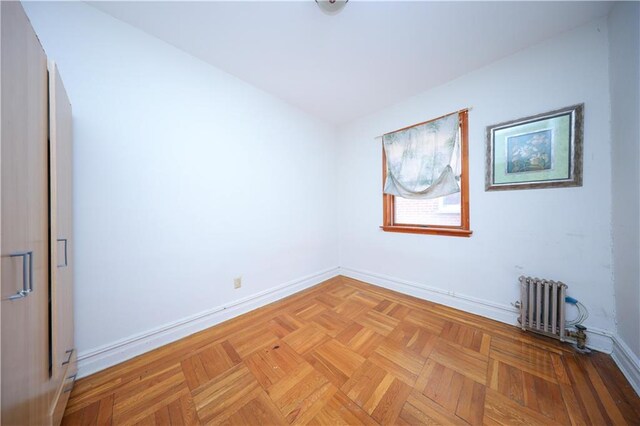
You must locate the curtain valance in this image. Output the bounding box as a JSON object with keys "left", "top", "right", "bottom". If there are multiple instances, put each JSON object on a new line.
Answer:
{"left": 383, "top": 112, "right": 460, "bottom": 199}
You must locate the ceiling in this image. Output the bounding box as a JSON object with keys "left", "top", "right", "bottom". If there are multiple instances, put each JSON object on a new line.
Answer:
{"left": 88, "top": 1, "right": 612, "bottom": 125}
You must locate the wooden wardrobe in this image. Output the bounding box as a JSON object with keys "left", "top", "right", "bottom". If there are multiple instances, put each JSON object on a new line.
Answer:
{"left": 1, "top": 2, "right": 76, "bottom": 425}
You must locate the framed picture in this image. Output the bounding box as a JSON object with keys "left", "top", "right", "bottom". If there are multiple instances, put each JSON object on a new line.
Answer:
{"left": 485, "top": 104, "right": 583, "bottom": 191}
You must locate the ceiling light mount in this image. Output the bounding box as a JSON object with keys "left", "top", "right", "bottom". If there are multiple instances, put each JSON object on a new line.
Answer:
{"left": 316, "top": 0, "right": 348, "bottom": 15}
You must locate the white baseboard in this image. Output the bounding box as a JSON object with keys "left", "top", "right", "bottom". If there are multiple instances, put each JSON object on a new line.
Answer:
{"left": 77, "top": 265, "right": 637, "bottom": 397}
{"left": 611, "top": 335, "right": 640, "bottom": 396}
{"left": 76, "top": 267, "right": 340, "bottom": 378}
{"left": 339, "top": 266, "right": 520, "bottom": 324}
{"left": 338, "top": 267, "right": 614, "bottom": 354}
{"left": 583, "top": 327, "right": 614, "bottom": 353}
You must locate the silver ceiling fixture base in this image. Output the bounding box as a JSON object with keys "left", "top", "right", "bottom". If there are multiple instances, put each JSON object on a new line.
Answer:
{"left": 316, "top": 0, "right": 348, "bottom": 15}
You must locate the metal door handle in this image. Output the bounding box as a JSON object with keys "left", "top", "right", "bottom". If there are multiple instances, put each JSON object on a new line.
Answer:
{"left": 62, "top": 349, "right": 74, "bottom": 365}
{"left": 28, "top": 251, "right": 33, "bottom": 292}
{"left": 4, "top": 251, "right": 33, "bottom": 301}
{"left": 57, "top": 238, "right": 68, "bottom": 268}
{"left": 64, "top": 373, "right": 77, "bottom": 392}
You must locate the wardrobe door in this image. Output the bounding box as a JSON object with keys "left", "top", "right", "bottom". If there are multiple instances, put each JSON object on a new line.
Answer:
{"left": 1, "top": 2, "right": 51, "bottom": 425}
{"left": 49, "top": 61, "right": 76, "bottom": 425}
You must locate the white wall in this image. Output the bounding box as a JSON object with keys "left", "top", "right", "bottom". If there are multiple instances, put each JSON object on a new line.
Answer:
{"left": 609, "top": 2, "right": 640, "bottom": 359}
{"left": 23, "top": 1, "right": 635, "bottom": 378}
{"left": 23, "top": 1, "right": 339, "bottom": 368}
{"left": 337, "top": 18, "right": 617, "bottom": 340}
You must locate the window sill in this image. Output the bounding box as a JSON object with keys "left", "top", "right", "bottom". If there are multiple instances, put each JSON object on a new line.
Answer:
{"left": 380, "top": 225, "right": 473, "bottom": 237}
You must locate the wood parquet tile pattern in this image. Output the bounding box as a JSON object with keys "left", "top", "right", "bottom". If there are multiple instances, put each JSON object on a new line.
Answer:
{"left": 63, "top": 276, "right": 640, "bottom": 425}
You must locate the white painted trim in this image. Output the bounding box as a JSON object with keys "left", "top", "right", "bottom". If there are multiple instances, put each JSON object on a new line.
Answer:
{"left": 583, "top": 327, "right": 614, "bottom": 354}
{"left": 339, "top": 266, "right": 520, "bottom": 324}
{"left": 338, "top": 267, "right": 614, "bottom": 353}
{"left": 611, "top": 335, "right": 640, "bottom": 396}
{"left": 76, "top": 267, "right": 340, "bottom": 378}
{"left": 77, "top": 265, "right": 636, "bottom": 395}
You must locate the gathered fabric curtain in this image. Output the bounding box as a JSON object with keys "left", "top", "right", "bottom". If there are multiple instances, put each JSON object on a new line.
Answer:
{"left": 383, "top": 112, "right": 461, "bottom": 199}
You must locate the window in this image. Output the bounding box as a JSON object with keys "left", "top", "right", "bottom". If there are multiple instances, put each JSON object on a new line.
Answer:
{"left": 381, "top": 110, "right": 472, "bottom": 237}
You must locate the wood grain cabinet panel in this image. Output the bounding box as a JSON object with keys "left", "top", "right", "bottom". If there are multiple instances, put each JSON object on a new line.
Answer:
{"left": 49, "top": 61, "right": 76, "bottom": 425}
{"left": 1, "top": 4, "right": 75, "bottom": 425}
{"left": 1, "top": 2, "right": 51, "bottom": 424}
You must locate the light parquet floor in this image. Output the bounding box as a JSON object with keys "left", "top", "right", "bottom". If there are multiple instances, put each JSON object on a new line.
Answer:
{"left": 63, "top": 276, "right": 640, "bottom": 425}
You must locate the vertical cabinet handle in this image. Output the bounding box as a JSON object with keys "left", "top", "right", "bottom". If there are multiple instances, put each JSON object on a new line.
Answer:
{"left": 28, "top": 251, "right": 33, "bottom": 292}
{"left": 3, "top": 251, "right": 33, "bottom": 301}
{"left": 63, "top": 374, "right": 76, "bottom": 393}
{"left": 57, "top": 238, "right": 68, "bottom": 268}
{"left": 62, "top": 348, "right": 74, "bottom": 365}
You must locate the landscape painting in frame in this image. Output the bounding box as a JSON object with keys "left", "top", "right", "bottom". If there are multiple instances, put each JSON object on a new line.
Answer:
{"left": 506, "top": 129, "right": 552, "bottom": 174}
{"left": 485, "top": 104, "right": 583, "bottom": 191}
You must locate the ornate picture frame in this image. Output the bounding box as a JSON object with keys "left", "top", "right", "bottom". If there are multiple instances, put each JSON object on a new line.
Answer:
{"left": 485, "top": 104, "right": 583, "bottom": 191}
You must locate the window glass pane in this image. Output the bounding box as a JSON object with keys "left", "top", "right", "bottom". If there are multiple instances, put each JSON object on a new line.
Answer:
{"left": 394, "top": 193, "right": 461, "bottom": 226}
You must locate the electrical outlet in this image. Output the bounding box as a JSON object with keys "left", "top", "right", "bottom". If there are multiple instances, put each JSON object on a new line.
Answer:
{"left": 234, "top": 277, "right": 242, "bottom": 289}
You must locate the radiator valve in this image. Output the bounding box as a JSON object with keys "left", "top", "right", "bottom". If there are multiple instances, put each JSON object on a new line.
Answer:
{"left": 567, "top": 324, "right": 591, "bottom": 353}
